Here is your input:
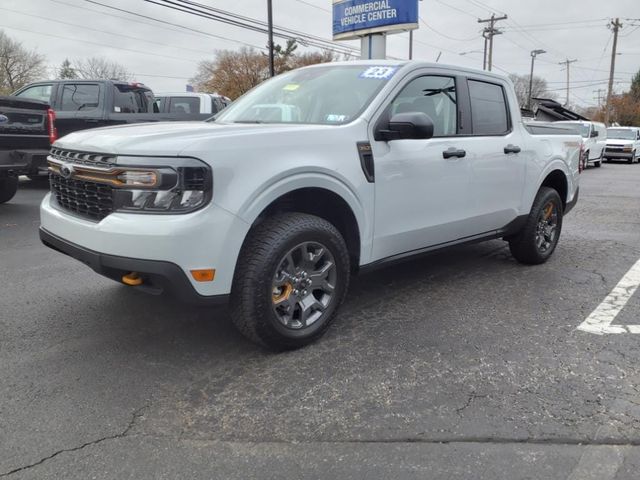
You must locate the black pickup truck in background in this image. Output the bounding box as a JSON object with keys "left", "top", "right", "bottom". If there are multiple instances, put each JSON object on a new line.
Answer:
{"left": 0, "top": 96, "right": 56, "bottom": 204}
{"left": 12, "top": 80, "right": 214, "bottom": 139}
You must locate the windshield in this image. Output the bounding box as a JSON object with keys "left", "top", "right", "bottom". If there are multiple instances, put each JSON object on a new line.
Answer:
{"left": 607, "top": 128, "right": 636, "bottom": 140}
{"left": 213, "top": 65, "right": 400, "bottom": 125}
{"left": 556, "top": 122, "right": 590, "bottom": 138}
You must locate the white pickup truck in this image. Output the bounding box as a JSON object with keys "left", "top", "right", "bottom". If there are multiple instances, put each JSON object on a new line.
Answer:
{"left": 40, "top": 61, "right": 581, "bottom": 350}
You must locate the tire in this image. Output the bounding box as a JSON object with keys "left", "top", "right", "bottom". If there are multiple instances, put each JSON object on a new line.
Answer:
{"left": 594, "top": 160, "right": 602, "bottom": 168}
{"left": 583, "top": 151, "right": 589, "bottom": 170}
{"left": 508, "top": 187, "right": 563, "bottom": 265}
{"left": 0, "top": 176, "right": 19, "bottom": 204}
{"left": 230, "top": 213, "right": 350, "bottom": 351}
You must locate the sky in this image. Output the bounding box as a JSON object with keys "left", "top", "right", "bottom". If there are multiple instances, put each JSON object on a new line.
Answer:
{"left": 1, "top": 0, "right": 639, "bottom": 107}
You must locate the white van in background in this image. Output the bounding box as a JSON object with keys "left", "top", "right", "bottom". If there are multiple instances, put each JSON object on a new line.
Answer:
{"left": 555, "top": 121, "right": 607, "bottom": 168}
{"left": 154, "top": 92, "right": 230, "bottom": 116}
{"left": 605, "top": 127, "right": 640, "bottom": 163}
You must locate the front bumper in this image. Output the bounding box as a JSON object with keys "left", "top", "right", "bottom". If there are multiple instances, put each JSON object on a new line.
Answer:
{"left": 0, "top": 149, "right": 49, "bottom": 176}
{"left": 40, "top": 193, "right": 250, "bottom": 300}
{"left": 40, "top": 228, "right": 228, "bottom": 306}
{"left": 604, "top": 150, "right": 633, "bottom": 160}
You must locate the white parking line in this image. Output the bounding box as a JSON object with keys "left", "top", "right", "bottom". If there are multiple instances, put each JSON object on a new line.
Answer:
{"left": 577, "top": 259, "right": 640, "bottom": 334}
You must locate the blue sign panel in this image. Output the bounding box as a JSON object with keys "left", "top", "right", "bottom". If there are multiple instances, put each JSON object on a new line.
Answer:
{"left": 333, "top": 0, "right": 419, "bottom": 40}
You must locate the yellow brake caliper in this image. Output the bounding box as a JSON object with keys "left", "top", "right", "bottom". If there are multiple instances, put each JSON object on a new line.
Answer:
{"left": 543, "top": 203, "right": 554, "bottom": 220}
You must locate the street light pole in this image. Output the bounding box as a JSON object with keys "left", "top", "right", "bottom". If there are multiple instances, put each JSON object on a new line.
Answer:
{"left": 267, "top": 0, "right": 275, "bottom": 77}
{"left": 528, "top": 49, "right": 546, "bottom": 110}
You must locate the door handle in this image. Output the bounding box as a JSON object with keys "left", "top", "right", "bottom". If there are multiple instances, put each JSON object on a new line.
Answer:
{"left": 443, "top": 147, "right": 466, "bottom": 159}
{"left": 504, "top": 144, "right": 521, "bottom": 154}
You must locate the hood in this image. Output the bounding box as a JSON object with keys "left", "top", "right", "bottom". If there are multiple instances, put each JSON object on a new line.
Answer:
{"left": 53, "top": 121, "right": 336, "bottom": 156}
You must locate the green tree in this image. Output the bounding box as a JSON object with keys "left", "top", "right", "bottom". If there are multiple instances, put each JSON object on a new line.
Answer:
{"left": 58, "top": 58, "right": 76, "bottom": 79}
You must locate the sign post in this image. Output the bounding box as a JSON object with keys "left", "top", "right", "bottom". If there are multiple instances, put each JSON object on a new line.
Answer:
{"left": 332, "top": 0, "right": 419, "bottom": 60}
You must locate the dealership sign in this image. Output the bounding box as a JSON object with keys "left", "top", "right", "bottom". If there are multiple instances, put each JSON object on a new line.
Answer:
{"left": 333, "top": 0, "right": 419, "bottom": 40}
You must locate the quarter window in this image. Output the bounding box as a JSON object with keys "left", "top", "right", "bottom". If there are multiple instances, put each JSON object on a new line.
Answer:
{"left": 391, "top": 76, "right": 457, "bottom": 137}
{"left": 468, "top": 80, "right": 509, "bottom": 135}
{"left": 60, "top": 84, "right": 100, "bottom": 112}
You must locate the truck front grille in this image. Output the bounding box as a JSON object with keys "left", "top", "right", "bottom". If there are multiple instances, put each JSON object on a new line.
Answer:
{"left": 50, "top": 172, "right": 114, "bottom": 221}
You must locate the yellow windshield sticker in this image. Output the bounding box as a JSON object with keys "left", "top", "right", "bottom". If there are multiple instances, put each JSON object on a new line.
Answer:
{"left": 283, "top": 84, "right": 300, "bottom": 91}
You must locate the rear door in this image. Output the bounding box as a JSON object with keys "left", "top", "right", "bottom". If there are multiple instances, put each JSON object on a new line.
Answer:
{"left": 455, "top": 77, "right": 526, "bottom": 232}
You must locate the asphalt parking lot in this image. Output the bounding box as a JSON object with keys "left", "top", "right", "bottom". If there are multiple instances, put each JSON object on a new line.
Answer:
{"left": 2, "top": 163, "right": 640, "bottom": 479}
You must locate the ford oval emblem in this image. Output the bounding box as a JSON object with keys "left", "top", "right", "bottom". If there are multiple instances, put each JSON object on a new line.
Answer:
{"left": 59, "top": 163, "right": 75, "bottom": 179}
{"left": 0, "top": 114, "right": 8, "bottom": 124}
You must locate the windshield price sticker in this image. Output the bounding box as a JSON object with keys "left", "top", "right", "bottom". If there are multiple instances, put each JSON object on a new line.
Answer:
{"left": 360, "top": 66, "right": 398, "bottom": 79}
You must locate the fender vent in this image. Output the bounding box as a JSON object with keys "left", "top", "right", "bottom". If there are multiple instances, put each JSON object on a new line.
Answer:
{"left": 357, "top": 142, "right": 375, "bottom": 183}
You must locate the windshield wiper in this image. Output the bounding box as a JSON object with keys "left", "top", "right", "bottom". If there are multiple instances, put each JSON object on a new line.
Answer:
{"left": 233, "top": 120, "right": 266, "bottom": 124}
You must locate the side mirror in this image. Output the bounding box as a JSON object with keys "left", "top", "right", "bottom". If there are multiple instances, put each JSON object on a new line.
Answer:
{"left": 590, "top": 130, "right": 599, "bottom": 138}
{"left": 377, "top": 112, "right": 435, "bottom": 141}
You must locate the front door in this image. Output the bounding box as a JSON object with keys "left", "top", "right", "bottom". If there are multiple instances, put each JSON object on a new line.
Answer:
{"left": 370, "top": 74, "right": 475, "bottom": 261}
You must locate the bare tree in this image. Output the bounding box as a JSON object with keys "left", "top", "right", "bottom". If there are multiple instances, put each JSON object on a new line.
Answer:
{"left": 0, "top": 30, "right": 46, "bottom": 94}
{"left": 191, "top": 43, "right": 339, "bottom": 99}
{"left": 508, "top": 73, "right": 554, "bottom": 107}
{"left": 73, "top": 57, "right": 131, "bottom": 81}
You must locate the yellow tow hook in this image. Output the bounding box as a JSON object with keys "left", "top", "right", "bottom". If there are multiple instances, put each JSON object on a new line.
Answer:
{"left": 122, "top": 272, "right": 143, "bottom": 286}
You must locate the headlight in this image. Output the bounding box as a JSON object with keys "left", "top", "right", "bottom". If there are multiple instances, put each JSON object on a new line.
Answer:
{"left": 623, "top": 145, "right": 633, "bottom": 152}
{"left": 113, "top": 159, "right": 212, "bottom": 215}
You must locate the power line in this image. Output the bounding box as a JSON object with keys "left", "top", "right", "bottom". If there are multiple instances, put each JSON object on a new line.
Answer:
{"left": 0, "top": 23, "right": 199, "bottom": 63}
{"left": 141, "top": 0, "right": 360, "bottom": 57}
{"left": 72, "top": 0, "right": 265, "bottom": 50}
{"left": 0, "top": 6, "right": 216, "bottom": 56}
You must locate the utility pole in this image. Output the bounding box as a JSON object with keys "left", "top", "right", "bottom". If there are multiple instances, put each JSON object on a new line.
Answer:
{"left": 267, "top": 0, "right": 275, "bottom": 77}
{"left": 528, "top": 49, "right": 546, "bottom": 109}
{"left": 559, "top": 58, "right": 578, "bottom": 106}
{"left": 605, "top": 18, "right": 623, "bottom": 126}
{"left": 478, "top": 14, "right": 507, "bottom": 71}
{"left": 593, "top": 88, "right": 606, "bottom": 108}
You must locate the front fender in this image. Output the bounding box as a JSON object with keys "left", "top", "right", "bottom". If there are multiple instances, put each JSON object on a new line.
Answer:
{"left": 235, "top": 170, "right": 374, "bottom": 265}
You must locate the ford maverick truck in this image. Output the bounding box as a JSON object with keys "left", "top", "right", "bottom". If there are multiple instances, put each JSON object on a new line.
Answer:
{"left": 40, "top": 61, "right": 581, "bottom": 350}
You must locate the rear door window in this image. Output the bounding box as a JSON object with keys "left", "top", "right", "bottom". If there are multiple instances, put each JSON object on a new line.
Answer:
{"left": 168, "top": 97, "right": 200, "bottom": 114}
{"left": 113, "top": 86, "right": 153, "bottom": 113}
{"left": 468, "top": 80, "right": 510, "bottom": 135}
{"left": 60, "top": 84, "right": 100, "bottom": 112}
{"left": 15, "top": 84, "right": 53, "bottom": 103}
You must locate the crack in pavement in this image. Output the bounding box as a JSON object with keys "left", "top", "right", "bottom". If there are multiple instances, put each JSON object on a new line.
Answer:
{"left": 455, "top": 391, "right": 487, "bottom": 416}
{"left": 0, "top": 405, "right": 148, "bottom": 478}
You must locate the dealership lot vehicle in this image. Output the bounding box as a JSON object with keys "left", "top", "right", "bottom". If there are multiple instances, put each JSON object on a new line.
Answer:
{"left": 0, "top": 96, "right": 56, "bottom": 203}
{"left": 40, "top": 61, "right": 581, "bottom": 350}
{"left": 605, "top": 126, "right": 640, "bottom": 163}
{"left": 154, "top": 92, "right": 230, "bottom": 116}
{"left": 555, "top": 120, "right": 607, "bottom": 168}
{"left": 12, "top": 80, "right": 210, "bottom": 139}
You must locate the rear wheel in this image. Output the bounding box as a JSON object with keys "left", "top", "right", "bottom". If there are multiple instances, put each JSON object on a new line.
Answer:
{"left": 230, "top": 213, "right": 350, "bottom": 351}
{"left": 509, "top": 187, "right": 563, "bottom": 265}
{"left": 0, "top": 176, "right": 19, "bottom": 204}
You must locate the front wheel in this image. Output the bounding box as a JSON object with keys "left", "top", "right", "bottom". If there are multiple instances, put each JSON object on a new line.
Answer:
{"left": 230, "top": 213, "right": 350, "bottom": 351}
{"left": 0, "top": 176, "right": 19, "bottom": 204}
{"left": 508, "top": 187, "right": 563, "bottom": 265}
